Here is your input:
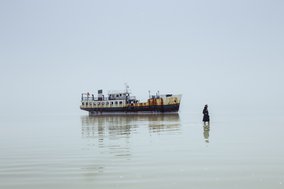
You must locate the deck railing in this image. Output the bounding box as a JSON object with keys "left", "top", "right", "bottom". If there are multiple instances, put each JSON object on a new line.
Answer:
{"left": 81, "top": 94, "right": 136, "bottom": 102}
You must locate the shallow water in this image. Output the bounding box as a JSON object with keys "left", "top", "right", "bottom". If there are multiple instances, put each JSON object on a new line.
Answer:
{"left": 0, "top": 112, "right": 283, "bottom": 189}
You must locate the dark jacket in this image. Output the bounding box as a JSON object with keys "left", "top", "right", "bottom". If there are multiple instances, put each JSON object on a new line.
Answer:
{"left": 203, "top": 107, "right": 210, "bottom": 122}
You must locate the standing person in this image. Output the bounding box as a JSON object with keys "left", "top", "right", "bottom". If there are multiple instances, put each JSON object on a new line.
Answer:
{"left": 203, "top": 104, "right": 210, "bottom": 125}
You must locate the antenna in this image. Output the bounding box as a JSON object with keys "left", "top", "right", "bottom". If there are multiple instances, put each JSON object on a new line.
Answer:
{"left": 124, "top": 83, "right": 129, "bottom": 93}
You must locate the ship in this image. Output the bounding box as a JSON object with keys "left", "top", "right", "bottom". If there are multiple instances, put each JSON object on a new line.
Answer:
{"left": 80, "top": 85, "right": 182, "bottom": 115}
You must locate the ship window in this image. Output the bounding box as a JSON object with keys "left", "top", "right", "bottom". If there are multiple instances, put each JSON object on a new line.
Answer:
{"left": 93, "top": 103, "right": 96, "bottom": 106}
{"left": 106, "top": 102, "right": 109, "bottom": 105}
{"left": 86, "top": 102, "right": 88, "bottom": 106}
{"left": 82, "top": 102, "right": 84, "bottom": 106}
{"left": 102, "top": 102, "right": 104, "bottom": 105}
{"left": 98, "top": 102, "right": 100, "bottom": 105}
{"left": 111, "top": 102, "right": 113, "bottom": 105}
{"left": 116, "top": 94, "right": 119, "bottom": 97}
{"left": 115, "top": 101, "right": 118, "bottom": 105}
{"left": 119, "top": 101, "right": 122, "bottom": 104}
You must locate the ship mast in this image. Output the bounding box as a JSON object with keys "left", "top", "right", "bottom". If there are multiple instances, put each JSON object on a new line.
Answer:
{"left": 125, "top": 83, "right": 129, "bottom": 103}
{"left": 125, "top": 83, "right": 129, "bottom": 93}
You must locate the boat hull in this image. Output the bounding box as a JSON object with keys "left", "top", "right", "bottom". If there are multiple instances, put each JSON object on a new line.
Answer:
{"left": 81, "top": 103, "right": 180, "bottom": 115}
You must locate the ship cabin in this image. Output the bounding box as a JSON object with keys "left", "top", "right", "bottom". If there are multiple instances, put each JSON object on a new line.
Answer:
{"left": 81, "top": 90, "right": 138, "bottom": 109}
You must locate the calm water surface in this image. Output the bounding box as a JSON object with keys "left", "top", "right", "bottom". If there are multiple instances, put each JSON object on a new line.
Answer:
{"left": 0, "top": 112, "right": 283, "bottom": 189}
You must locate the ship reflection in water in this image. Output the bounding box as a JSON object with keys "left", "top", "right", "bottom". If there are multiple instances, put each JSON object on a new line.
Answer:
{"left": 81, "top": 114, "right": 180, "bottom": 138}
{"left": 80, "top": 114, "right": 181, "bottom": 179}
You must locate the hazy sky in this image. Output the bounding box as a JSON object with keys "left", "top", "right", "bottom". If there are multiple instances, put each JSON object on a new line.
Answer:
{"left": 0, "top": 0, "right": 283, "bottom": 115}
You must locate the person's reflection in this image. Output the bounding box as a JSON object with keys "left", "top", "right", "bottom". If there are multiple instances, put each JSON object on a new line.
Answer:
{"left": 203, "top": 123, "right": 210, "bottom": 143}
